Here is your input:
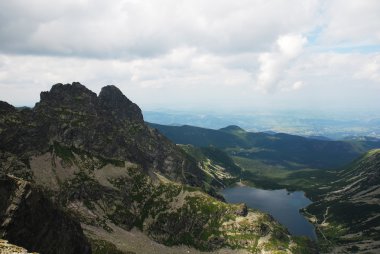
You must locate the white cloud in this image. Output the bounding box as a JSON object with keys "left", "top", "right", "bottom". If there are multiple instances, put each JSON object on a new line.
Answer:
{"left": 0, "top": 0, "right": 320, "bottom": 57}
{"left": 0, "top": 0, "right": 379, "bottom": 112}
{"left": 321, "top": 0, "right": 380, "bottom": 46}
{"left": 354, "top": 54, "right": 380, "bottom": 82}
{"left": 277, "top": 34, "right": 307, "bottom": 58}
{"left": 291, "top": 81, "right": 304, "bottom": 91}
{"left": 0, "top": 49, "right": 254, "bottom": 108}
{"left": 256, "top": 34, "right": 307, "bottom": 92}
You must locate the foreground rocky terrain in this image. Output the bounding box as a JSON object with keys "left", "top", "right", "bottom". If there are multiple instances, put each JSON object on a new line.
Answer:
{"left": 0, "top": 239, "right": 36, "bottom": 254}
{"left": 0, "top": 175, "right": 90, "bottom": 254}
{"left": 0, "top": 83, "right": 315, "bottom": 253}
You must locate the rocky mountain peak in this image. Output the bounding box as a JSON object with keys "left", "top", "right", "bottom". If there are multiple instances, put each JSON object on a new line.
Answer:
{"left": 34, "top": 82, "right": 143, "bottom": 122}
{"left": 36, "top": 82, "right": 97, "bottom": 110}
{"left": 98, "top": 85, "right": 143, "bottom": 122}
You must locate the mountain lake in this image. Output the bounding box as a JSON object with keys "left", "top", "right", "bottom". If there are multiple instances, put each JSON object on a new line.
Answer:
{"left": 221, "top": 185, "right": 317, "bottom": 240}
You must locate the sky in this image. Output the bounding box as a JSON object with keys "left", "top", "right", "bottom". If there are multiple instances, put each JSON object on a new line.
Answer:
{"left": 0, "top": 0, "right": 379, "bottom": 113}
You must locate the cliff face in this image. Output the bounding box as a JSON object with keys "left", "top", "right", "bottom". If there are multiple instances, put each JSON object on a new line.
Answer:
{"left": 0, "top": 175, "right": 91, "bottom": 254}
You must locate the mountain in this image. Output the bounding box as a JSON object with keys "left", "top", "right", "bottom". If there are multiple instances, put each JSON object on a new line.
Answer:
{"left": 304, "top": 149, "right": 380, "bottom": 253}
{"left": 148, "top": 123, "right": 380, "bottom": 170}
{"left": 0, "top": 83, "right": 205, "bottom": 188}
{"left": 0, "top": 83, "right": 314, "bottom": 253}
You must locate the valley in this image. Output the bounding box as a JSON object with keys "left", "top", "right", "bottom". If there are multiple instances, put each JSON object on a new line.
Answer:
{"left": 151, "top": 122, "right": 380, "bottom": 253}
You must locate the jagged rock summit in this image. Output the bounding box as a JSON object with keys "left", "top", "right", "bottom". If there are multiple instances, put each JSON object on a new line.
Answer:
{"left": 37, "top": 82, "right": 143, "bottom": 122}
{"left": 98, "top": 85, "right": 143, "bottom": 122}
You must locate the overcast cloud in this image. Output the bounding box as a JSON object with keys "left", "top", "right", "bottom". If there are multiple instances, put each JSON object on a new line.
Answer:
{"left": 0, "top": 0, "right": 379, "bottom": 112}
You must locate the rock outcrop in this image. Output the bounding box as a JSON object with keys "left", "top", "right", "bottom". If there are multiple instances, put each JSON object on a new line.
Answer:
{"left": 0, "top": 239, "right": 36, "bottom": 254}
{"left": 0, "top": 175, "right": 91, "bottom": 254}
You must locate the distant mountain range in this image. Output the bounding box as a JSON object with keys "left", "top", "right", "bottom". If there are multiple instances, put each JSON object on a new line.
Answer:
{"left": 144, "top": 111, "right": 380, "bottom": 140}
{"left": 148, "top": 123, "right": 380, "bottom": 170}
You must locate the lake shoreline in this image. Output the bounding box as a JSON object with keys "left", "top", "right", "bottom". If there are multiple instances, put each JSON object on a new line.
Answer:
{"left": 221, "top": 185, "right": 318, "bottom": 241}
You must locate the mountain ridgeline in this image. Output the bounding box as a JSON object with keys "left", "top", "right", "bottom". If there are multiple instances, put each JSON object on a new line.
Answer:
{"left": 148, "top": 123, "right": 380, "bottom": 170}
{"left": 0, "top": 83, "right": 316, "bottom": 254}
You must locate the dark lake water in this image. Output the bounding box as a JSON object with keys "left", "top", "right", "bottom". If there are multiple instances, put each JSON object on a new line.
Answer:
{"left": 221, "top": 185, "right": 317, "bottom": 240}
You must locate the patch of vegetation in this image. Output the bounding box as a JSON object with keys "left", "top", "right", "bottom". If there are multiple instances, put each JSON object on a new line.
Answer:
{"left": 51, "top": 142, "right": 125, "bottom": 169}
{"left": 290, "top": 236, "right": 318, "bottom": 254}
{"left": 52, "top": 141, "right": 75, "bottom": 162}
{"left": 90, "top": 239, "right": 131, "bottom": 254}
{"left": 180, "top": 145, "right": 241, "bottom": 188}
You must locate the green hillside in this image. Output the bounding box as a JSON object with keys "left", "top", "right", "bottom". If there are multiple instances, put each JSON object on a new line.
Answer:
{"left": 180, "top": 145, "right": 242, "bottom": 187}
{"left": 304, "top": 149, "right": 380, "bottom": 253}
{"left": 149, "top": 123, "right": 380, "bottom": 170}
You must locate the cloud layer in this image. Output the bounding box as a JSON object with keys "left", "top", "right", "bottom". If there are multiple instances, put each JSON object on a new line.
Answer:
{"left": 0, "top": 0, "right": 379, "bottom": 111}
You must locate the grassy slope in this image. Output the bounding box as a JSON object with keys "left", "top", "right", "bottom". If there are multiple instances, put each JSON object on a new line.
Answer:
{"left": 303, "top": 149, "right": 380, "bottom": 253}
{"left": 231, "top": 156, "right": 336, "bottom": 198}
{"left": 180, "top": 145, "right": 241, "bottom": 187}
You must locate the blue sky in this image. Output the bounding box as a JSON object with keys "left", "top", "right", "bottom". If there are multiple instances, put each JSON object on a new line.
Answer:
{"left": 0, "top": 0, "right": 379, "bottom": 113}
